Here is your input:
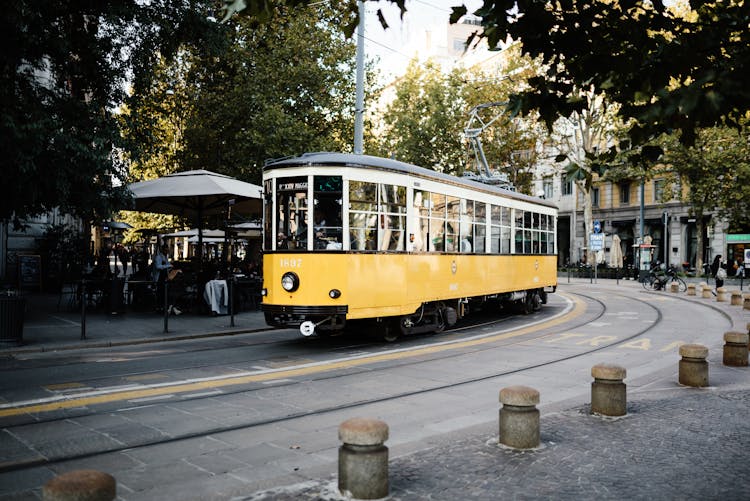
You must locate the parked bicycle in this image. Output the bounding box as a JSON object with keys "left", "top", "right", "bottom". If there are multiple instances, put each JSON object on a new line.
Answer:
{"left": 641, "top": 265, "right": 687, "bottom": 292}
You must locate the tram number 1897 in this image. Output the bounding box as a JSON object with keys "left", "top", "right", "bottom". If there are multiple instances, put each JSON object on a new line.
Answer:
{"left": 280, "top": 258, "right": 303, "bottom": 268}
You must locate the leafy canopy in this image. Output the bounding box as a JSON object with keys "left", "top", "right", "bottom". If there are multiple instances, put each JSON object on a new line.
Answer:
{"left": 223, "top": 0, "right": 750, "bottom": 148}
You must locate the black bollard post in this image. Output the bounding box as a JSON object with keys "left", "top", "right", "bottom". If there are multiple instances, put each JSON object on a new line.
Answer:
{"left": 229, "top": 276, "right": 235, "bottom": 327}
{"left": 163, "top": 280, "right": 169, "bottom": 333}
{"left": 80, "top": 279, "right": 87, "bottom": 340}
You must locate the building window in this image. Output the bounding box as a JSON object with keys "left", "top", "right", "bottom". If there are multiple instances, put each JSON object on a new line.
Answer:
{"left": 592, "top": 187, "right": 600, "bottom": 207}
{"left": 543, "top": 177, "right": 554, "bottom": 199}
{"left": 561, "top": 175, "right": 573, "bottom": 196}
{"left": 654, "top": 179, "right": 664, "bottom": 202}
{"left": 619, "top": 182, "right": 630, "bottom": 205}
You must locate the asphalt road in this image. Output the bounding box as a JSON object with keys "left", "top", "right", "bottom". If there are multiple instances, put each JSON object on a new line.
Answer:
{"left": 0, "top": 280, "right": 748, "bottom": 500}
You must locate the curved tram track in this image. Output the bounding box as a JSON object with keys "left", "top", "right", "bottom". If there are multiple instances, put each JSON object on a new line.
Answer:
{"left": 0, "top": 288, "right": 687, "bottom": 479}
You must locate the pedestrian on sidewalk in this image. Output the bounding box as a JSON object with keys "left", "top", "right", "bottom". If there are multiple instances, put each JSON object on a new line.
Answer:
{"left": 711, "top": 255, "right": 726, "bottom": 290}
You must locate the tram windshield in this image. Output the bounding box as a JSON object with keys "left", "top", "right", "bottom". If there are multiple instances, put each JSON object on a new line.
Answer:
{"left": 276, "top": 177, "right": 308, "bottom": 250}
{"left": 313, "top": 176, "right": 343, "bottom": 250}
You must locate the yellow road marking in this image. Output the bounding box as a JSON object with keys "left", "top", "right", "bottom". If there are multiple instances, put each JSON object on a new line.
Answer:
{"left": 43, "top": 382, "right": 86, "bottom": 391}
{"left": 0, "top": 294, "right": 584, "bottom": 417}
{"left": 124, "top": 374, "right": 168, "bottom": 382}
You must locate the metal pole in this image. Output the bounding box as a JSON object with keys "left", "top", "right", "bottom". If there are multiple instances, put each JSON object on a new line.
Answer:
{"left": 353, "top": 0, "right": 365, "bottom": 154}
{"left": 639, "top": 180, "right": 645, "bottom": 240}
{"left": 80, "top": 279, "right": 86, "bottom": 340}
{"left": 664, "top": 211, "right": 669, "bottom": 270}
{"left": 163, "top": 280, "right": 169, "bottom": 333}
{"left": 229, "top": 276, "right": 235, "bottom": 327}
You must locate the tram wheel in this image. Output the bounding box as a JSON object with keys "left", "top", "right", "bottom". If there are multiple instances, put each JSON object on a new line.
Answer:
{"left": 381, "top": 320, "right": 400, "bottom": 342}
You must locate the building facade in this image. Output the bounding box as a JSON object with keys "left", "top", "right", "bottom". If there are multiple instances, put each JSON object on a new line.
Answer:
{"left": 533, "top": 167, "right": 733, "bottom": 273}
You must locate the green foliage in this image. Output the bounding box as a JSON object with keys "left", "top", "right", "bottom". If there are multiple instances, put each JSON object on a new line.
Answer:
{"left": 468, "top": 1, "right": 750, "bottom": 148}
{"left": 1, "top": 0, "right": 220, "bottom": 227}
{"left": 121, "top": 3, "right": 369, "bottom": 185}
{"left": 662, "top": 126, "right": 750, "bottom": 229}
{"left": 376, "top": 48, "right": 547, "bottom": 194}
{"left": 376, "top": 60, "right": 467, "bottom": 175}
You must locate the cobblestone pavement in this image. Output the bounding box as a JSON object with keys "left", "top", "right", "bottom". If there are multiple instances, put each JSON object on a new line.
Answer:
{"left": 241, "top": 385, "right": 750, "bottom": 500}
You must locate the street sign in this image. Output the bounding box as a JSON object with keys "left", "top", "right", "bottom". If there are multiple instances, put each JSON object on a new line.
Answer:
{"left": 593, "top": 220, "right": 601, "bottom": 234}
{"left": 590, "top": 233, "right": 604, "bottom": 251}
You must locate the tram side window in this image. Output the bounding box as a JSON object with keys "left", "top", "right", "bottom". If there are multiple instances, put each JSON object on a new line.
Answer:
{"left": 313, "top": 176, "right": 343, "bottom": 250}
{"left": 276, "top": 177, "right": 308, "bottom": 250}
{"left": 413, "top": 190, "right": 430, "bottom": 252}
{"left": 459, "top": 199, "right": 473, "bottom": 253}
{"left": 491, "top": 205, "right": 511, "bottom": 254}
{"left": 349, "top": 181, "right": 378, "bottom": 250}
{"left": 445, "top": 196, "right": 460, "bottom": 252}
{"left": 474, "top": 202, "right": 486, "bottom": 253}
{"left": 430, "top": 193, "right": 446, "bottom": 251}
{"left": 515, "top": 210, "right": 525, "bottom": 253}
{"left": 380, "top": 184, "right": 406, "bottom": 251}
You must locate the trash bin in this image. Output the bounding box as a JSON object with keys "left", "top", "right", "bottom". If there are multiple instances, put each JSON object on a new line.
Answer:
{"left": 0, "top": 295, "right": 25, "bottom": 345}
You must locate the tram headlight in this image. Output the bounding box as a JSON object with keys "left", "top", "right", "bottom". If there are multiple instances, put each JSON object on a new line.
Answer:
{"left": 329, "top": 289, "right": 341, "bottom": 299}
{"left": 281, "top": 272, "right": 299, "bottom": 292}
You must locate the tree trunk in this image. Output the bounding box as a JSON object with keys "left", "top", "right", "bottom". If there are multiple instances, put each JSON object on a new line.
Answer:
{"left": 695, "top": 217, "right": 705, "bottom": 276}
{"left": 578, "top": 181, "right": 595, "bottom": 265}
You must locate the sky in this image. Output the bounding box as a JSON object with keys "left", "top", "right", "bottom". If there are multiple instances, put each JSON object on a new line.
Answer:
{"left": 362, "top": 0, "right": 484, "bottom": 80}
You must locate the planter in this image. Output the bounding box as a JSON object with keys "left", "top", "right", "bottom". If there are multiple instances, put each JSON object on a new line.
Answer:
{"left": 0, "top": 295, "right": 25, "bottom": 345}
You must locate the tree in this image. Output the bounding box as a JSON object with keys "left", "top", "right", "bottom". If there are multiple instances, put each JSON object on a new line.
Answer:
{"left": 377, "top": 45, "right": 548, "bottom": 193}
{"left": 121, "top": 3, "right": 372, "bottom": 186}
{"left": 1, "top": 1, "right": 221, "bottom": 228}
{"left": 377, "top": 60, "right": 468, "bottom": 175}
{"left": 455, "top": 0, "right": 750, "bottom": 147}
{"left": 551, "top": 88, "right": 629, "bottom": 264}
{"left": 224, "top": 1, "right": 750, "bottom": 149}
{"left": 662, "top": 126, "right": 750, "bottom": 271}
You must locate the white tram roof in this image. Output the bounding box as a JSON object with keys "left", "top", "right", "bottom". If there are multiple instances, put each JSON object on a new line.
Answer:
{"left": 265, "top": 152, "right": 558, "bottom": 210}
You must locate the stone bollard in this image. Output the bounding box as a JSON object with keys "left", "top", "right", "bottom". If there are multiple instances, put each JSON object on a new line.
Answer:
{"left": 723, "top": 331, "right": 749, "bottom": 367}
{"left": 678, "top": 344, "right": 709, "bottom": 387}
{"left": 338, "top": 417, "right": 389, "bottom": 499}
{"left": 730, "top": 290, "right": 743, "bottom": 306}
{"left": 590, "top": 364, "right": 627, "bottom": 416}
{"left": 686, "top": 283, "right": 696, "bottom": 296}
{"left": 669, "top": 281, "right": 679, "bottom": 293}
{"left": 744, "top": 294, "right": 750, "bottom": 310}
{"left": 716, "top": 287, "right": 728, "bottom": 302}
{"left": 701, "top": 284, "right": 713, "bottom": 299}
{"left": 43, "top": 470, "right": 115, "bottom": 501}
{"left": 499, "top": 385, "right": 540, "bottom": 449}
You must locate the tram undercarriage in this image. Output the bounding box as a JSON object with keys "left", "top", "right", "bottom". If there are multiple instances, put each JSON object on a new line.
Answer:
{"left": 265, "top": 287, "right": 551, "bottom": 341}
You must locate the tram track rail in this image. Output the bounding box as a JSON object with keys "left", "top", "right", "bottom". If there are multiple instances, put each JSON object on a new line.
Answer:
{"left": 0, "top": 291, "right": 665, "bottom": 474}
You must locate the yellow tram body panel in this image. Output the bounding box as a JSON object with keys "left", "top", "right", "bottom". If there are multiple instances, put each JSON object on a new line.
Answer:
{"left": 263, "top": 253, "right": 557, "bottom": 319}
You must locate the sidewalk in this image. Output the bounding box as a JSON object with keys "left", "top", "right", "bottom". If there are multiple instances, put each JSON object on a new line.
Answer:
{"left": 0, "top": 292, "right": 269, "bottom": 355}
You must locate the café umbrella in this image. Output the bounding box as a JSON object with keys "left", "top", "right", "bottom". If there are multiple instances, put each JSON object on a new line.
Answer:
{"left": 128, "top": 170, "right": 262, "bottom": 263}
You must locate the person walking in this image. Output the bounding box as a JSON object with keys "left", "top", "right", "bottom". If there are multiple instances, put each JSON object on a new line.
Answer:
{"left": 710, "top": 255, "right": 726, "bottom": 290}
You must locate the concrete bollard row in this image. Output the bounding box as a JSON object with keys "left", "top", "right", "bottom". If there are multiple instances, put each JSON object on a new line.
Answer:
{"left": 730, "top": 290, "right": 743, "bottom": 306}
{"left": 590, "top": 364, "right": 627, "bottom": 416}
{"left": 723, "top": 331, "right": 749, "bottom": 367}
{"left": 338, "top": 417, "right": 389, "bottom": 499}
{"left": 686, "top": 283, "right": 696, "bottom": 296}
{"left": 43, "top": 470, "right": 115, "bottom": 501}
{"left": 498, "top": 385, "right": 540, "bottom": 449}
{"left": 678, "top": 344, "right": 709, "bottom": 387}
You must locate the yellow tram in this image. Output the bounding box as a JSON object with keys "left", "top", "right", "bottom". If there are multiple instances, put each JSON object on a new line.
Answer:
{"left": 261, "top": 153, "right": 557, "bottom": 340}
